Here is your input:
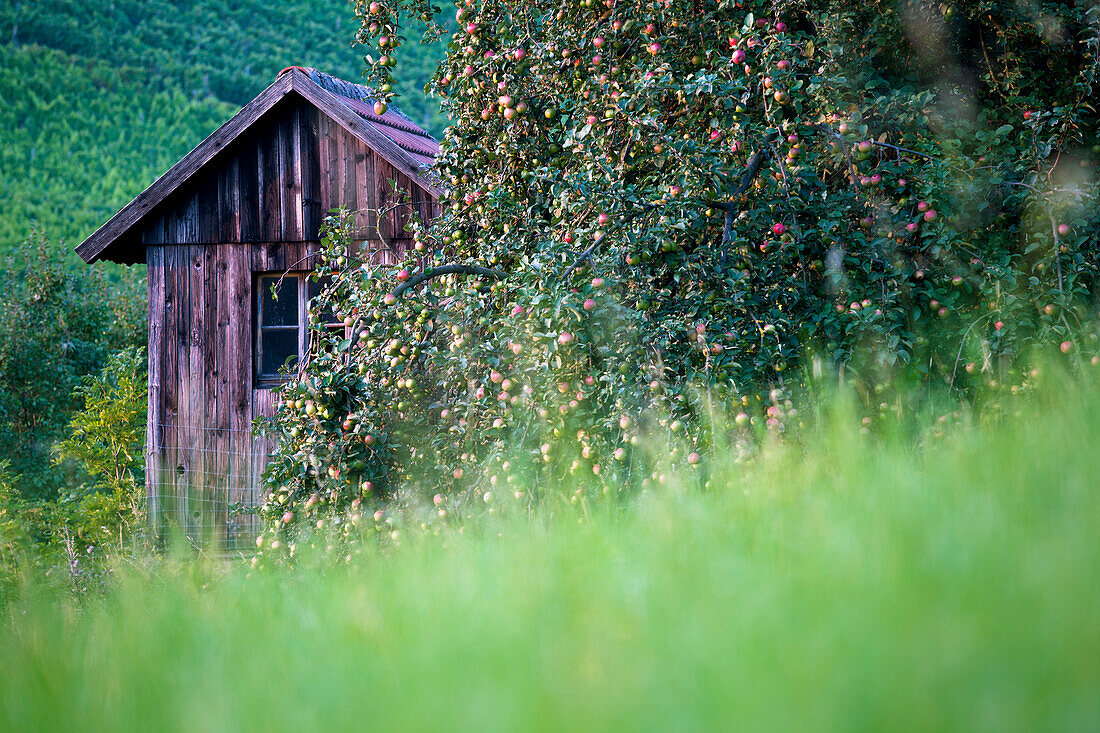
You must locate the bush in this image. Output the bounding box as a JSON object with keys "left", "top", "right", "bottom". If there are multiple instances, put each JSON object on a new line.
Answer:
{"left": 0, "top": 228, "right": 145, "bottom": 499}
{"left": 0, "top": 462, "right": 32, "bottom": 598}
{"left": 0, "top": 347, "right": 148, "bottom": 600}
{"left": 54, "top": 345, "right": 148, "bottom": 543}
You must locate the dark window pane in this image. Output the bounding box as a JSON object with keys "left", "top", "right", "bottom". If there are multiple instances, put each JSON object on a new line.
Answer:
{"left": 261, "top": 276, "right": 299, "bottom": 327}
{"left": 307, "top": 275, "right": 339, "bottom": 325}
{"left": 260, "top": 329, "right": 299, "bottom": 375}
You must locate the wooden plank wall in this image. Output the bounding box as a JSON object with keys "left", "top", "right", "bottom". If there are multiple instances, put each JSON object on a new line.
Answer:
{"left": 147, "top": 244, "right": 251, "bottom": 545}
{"left": 144, "top": 95, "right": 440, "bottom": 546}
{"left": 138, "top": 98, "right": 436, "bottom": 252}
{"left": 146, "top": 246, "right": 166, "bottom": 537}
{"left": 146, "top": 238, "right": 385, "bottom": 546}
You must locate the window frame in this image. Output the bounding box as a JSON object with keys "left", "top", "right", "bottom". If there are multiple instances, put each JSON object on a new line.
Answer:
{"left": 254, "top": 272, "right": 341, "bottom": 388}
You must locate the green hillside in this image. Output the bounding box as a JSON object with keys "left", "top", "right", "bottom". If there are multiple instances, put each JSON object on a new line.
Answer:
{"left": 0, "top": 44, "right": 236, "bottom": 257}
{"left": 0, "top": 0, "right": 445, "bottom": 252}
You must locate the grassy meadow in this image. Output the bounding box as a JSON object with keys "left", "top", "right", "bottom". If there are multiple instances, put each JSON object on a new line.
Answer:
{"left": 2, "top": 372, "right": 1098, "bottom": 732}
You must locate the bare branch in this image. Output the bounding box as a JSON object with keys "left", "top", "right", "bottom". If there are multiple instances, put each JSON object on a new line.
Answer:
{"left": 710, "top": 130, "right": 780, "bottom": 213}
{"left": 563, "top": 233, "right": 606, "bottom": 279}
{"left": 712, "top": 131, "right": 779, "bottom": 255}
{"left": 811, "top": 123, "right": 860, "bottom": 191}
{"left": 765, "top": 138, "right": 791, "bottom": 198}
{"left": 721, "top": 208, "right": 735, "bottom": 249}
{"left": 392, "top": 264, "right": 507, "bottom": 299}
{"left": 870, "top": 140, "right": 938, "bottom": 160}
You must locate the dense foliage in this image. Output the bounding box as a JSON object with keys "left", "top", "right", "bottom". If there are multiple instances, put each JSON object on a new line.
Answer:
{"left": 0, "top": 230, "right": 145, "bottom": 498}
{"left": 0, "top": 0, "right": 445, "bottom": 130}
{"left": 258, "top": 0, "right": 1099, "bottom": 538}
{"left": 53, "top": 346, "right": 149, "bottom": 527}
{"left": 0, "top": 347, "right": 147, "bottom": 597}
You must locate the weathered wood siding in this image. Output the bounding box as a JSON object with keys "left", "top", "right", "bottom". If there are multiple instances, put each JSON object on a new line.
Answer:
{"left": 143, "top": 95, "right": 438, "bottom": 545}
{"left": 146, "top": 242, "right": 324, "bottom": 545}
{"left": 137, "top": 96, "right": 435, "bottom": 253}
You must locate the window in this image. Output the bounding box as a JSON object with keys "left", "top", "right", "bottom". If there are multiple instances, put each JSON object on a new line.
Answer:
{"left": 254, "top": 273, "right": 340, "bottom": 386}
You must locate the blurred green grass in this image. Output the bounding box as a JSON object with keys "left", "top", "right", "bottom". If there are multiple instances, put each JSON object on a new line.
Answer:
{"left": 2, "top": 374, "right": 1099, "bottom": 732}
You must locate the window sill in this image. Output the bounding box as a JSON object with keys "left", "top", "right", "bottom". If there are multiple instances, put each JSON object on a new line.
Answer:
{"left": 255, "top": 376, "right": 292, "bottom": 390}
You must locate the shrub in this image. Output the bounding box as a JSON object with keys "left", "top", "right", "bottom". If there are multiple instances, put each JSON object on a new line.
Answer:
{"left": 0, "top": 347, "right": 148, "bottom": 599}
{"left": 0, "top": 228, "right": 145, "bottom": 499}
{"left": 54, "top": 345, "right": 149, "bottom": 544}
{"left": 0, "top": 462, "right": 32, "bottom": 598}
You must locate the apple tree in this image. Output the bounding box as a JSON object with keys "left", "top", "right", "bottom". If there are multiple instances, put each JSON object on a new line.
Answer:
{"left": 255, "top": 0, "right": 1099, "bottom": 540}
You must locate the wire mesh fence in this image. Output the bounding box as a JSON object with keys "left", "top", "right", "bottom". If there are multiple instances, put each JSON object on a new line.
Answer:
{"left": 147, "top": 423, "right": 274, "bottom": 551}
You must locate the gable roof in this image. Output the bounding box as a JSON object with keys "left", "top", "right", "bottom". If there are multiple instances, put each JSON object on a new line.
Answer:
{"left": 76, "top": 67, "right": 441, "bottom": 264}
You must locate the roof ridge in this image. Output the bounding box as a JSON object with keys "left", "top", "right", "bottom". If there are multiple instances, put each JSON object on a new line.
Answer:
{"left": 279, "top": 66, "right": 434, "bottom": 140}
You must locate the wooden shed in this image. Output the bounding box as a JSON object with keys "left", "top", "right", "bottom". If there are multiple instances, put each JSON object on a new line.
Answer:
{"left": 76, "top": 67, "right": 441, "bottom": 545}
